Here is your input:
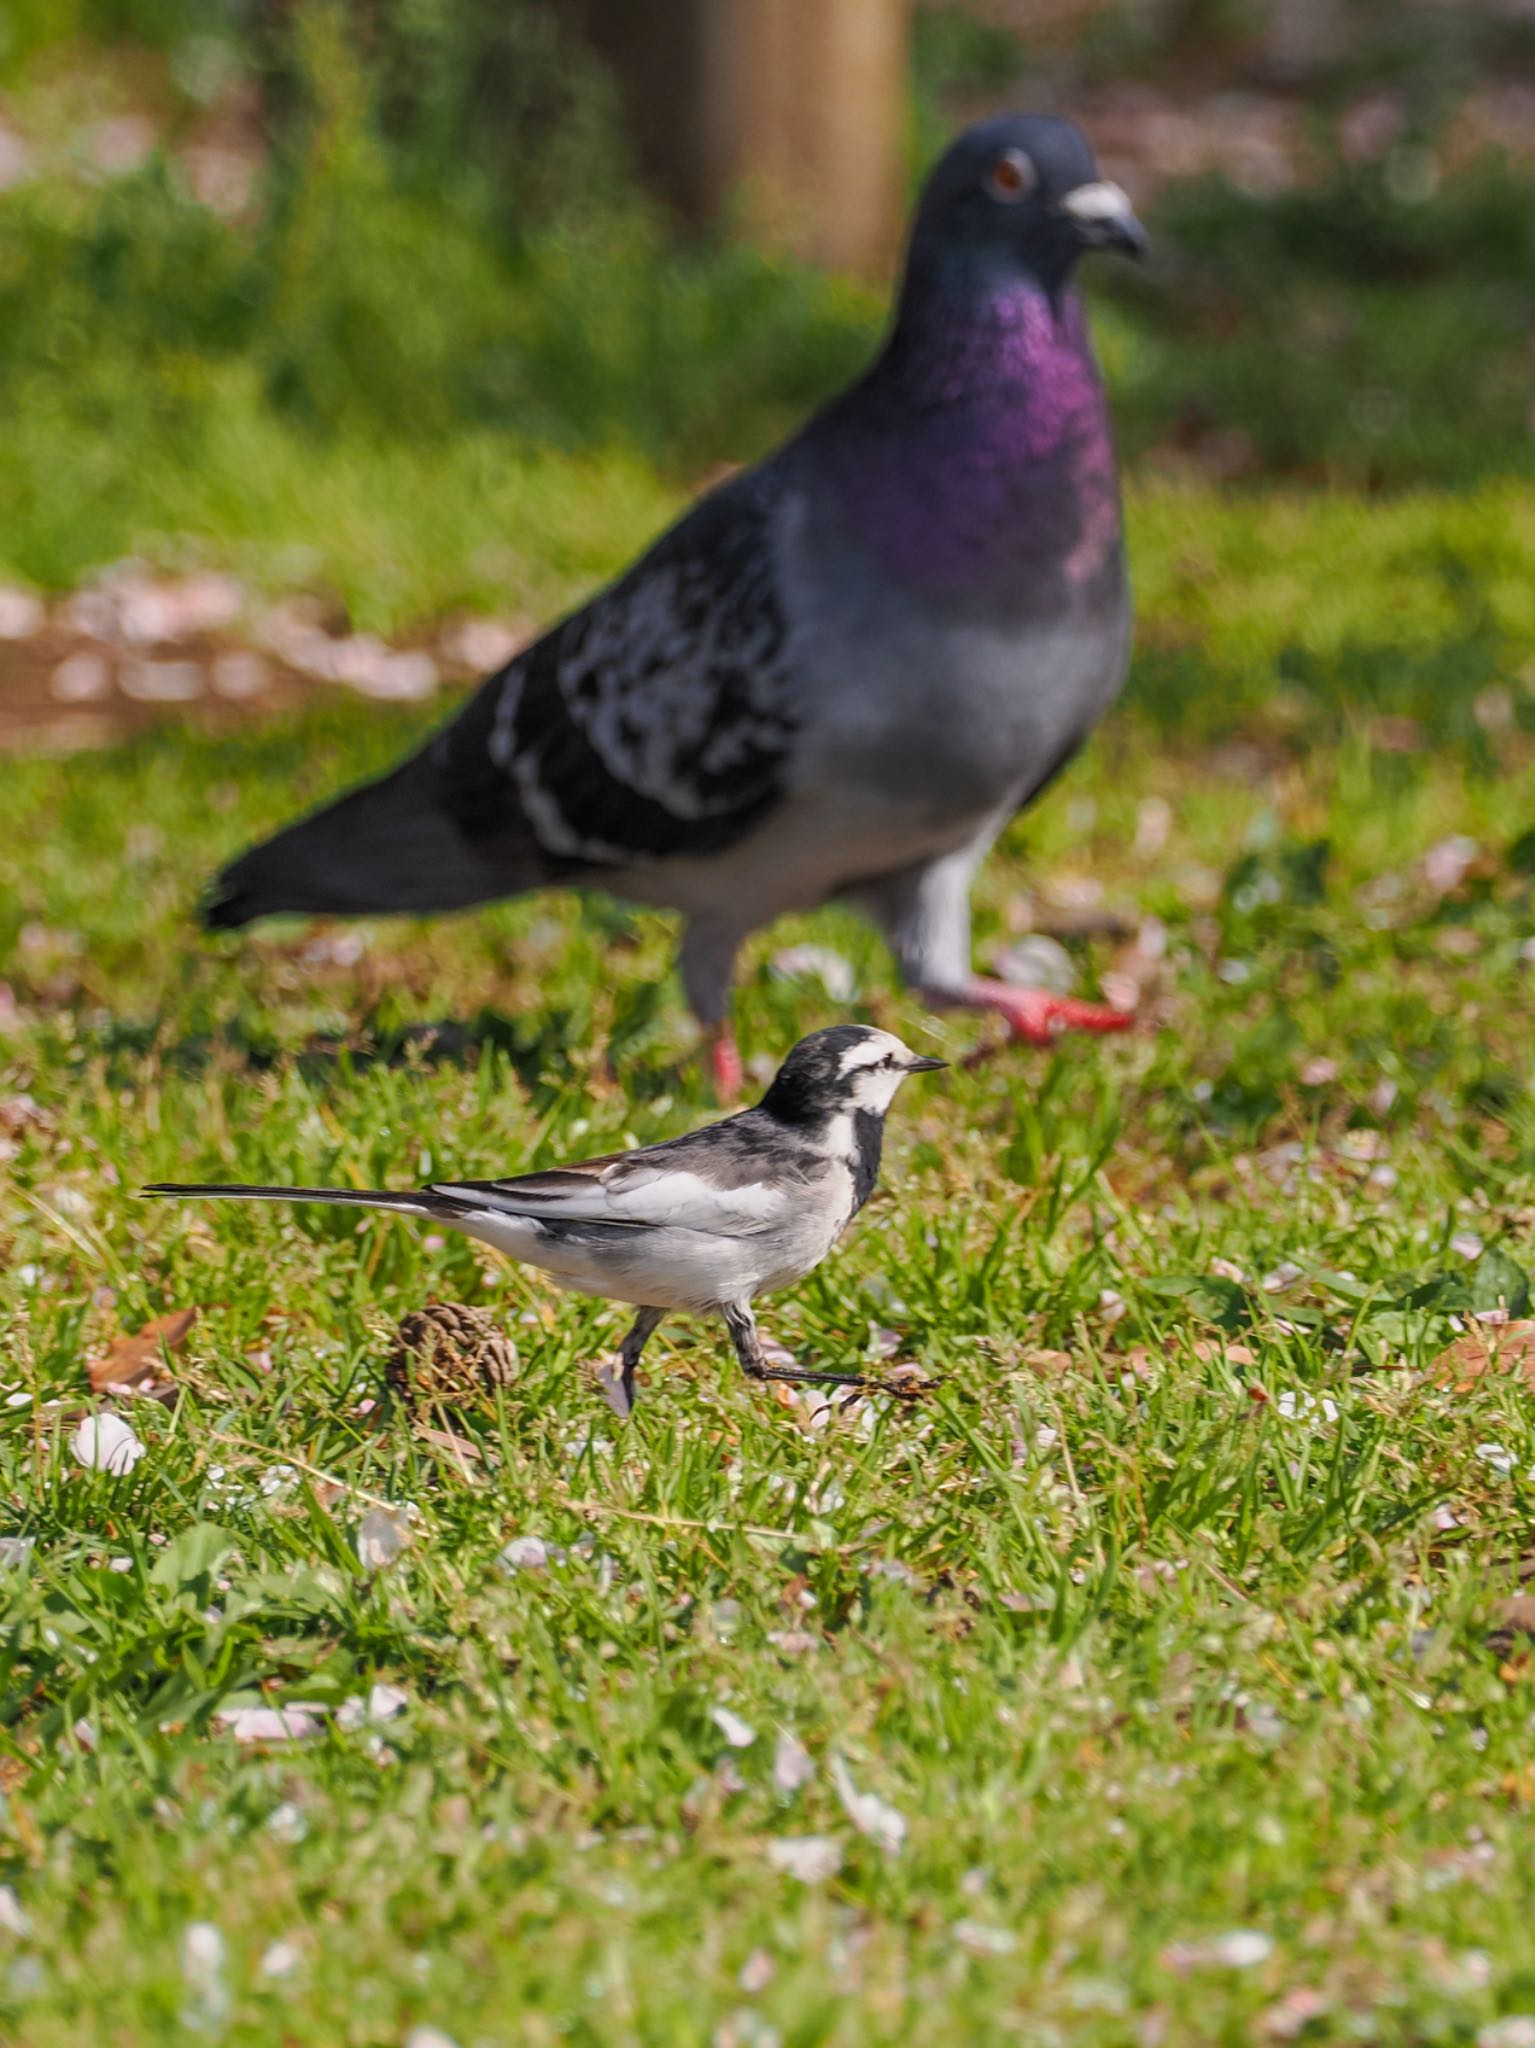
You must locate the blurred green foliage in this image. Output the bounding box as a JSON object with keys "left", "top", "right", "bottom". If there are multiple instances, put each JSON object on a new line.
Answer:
{"left": 1, "top": 0, "right": 1534, "bottom": 617}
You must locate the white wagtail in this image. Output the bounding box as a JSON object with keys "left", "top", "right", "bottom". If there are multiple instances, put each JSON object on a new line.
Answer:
{"left": 145, "top": 1025, "right": 944, "bottom": 1415}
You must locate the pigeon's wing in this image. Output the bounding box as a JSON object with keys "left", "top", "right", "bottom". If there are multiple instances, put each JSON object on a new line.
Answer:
{"left": 434, "top": 467, "right": 799, "bottom": 875}
{"left": 432, "top": 1119, "right": 807, "bottom": 1239}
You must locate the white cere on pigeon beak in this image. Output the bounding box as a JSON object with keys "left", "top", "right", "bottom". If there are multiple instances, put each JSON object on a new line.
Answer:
{"left": 1058, "top": 180, "right": 1147, "bottom": 256}
{"left": 1060, "top": 180, "right": 1134, "bottom": 225}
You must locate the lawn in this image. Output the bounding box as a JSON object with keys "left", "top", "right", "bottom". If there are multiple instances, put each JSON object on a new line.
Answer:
{"left": 6, "top": 5, "right": 1535, "bottom": 2039}
{"left": 3, "top": 465, "right": 1535, "bottom": 2046}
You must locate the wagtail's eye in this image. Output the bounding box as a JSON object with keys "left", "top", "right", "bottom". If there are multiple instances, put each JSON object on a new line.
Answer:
{"left": 987, "top": 149, "right": 1036, "bottom": 203}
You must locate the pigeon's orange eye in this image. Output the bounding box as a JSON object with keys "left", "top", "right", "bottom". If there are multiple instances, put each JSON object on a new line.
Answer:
{"left": 987, "top": 149, "right": 1036, "bottom": 202}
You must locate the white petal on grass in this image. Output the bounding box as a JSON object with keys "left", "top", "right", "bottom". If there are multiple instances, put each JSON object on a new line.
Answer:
{"left": 70, "top": 1413, "right": 144, "bottom": 1475}
{"left": 953, "top": 1919, "right": 1017, "bottom": 1957}
{"left": 737, "top": 1948, "right": 775, "bottom": 1994}
{"left": 1479, "top": 2022, "right": 1535, "bottom": 2048}
{"left": 404, "top": 2028, "right": 460, "bottom": 2048}
{"left": 1275, "top": 1389, "right": 1339, "bottom": 1427}
{"left": 829, "top": 1756, "right": 907, "bottom": 1854}
{"left": 765, "top": 1836, "right": 842, "bottom": 1884}
{"left": 772, "top": 1730, "right": 816, "bottom": 1796}
{"left": 355, "top": 1506, "right": 411, "bottom": 1570}
{"left": 498, "top": 1535, "right": 551, "bottom": 1573}
{"left": 1211, "top": 1929, "right": 1273, "bottom": 1968}
{"left": 339, "top": 1683, "right": 409, "bottom": 1731}
{"left": 1475, "top": 1443, "right": 1516, "bottom": 1476}
{"left": 0, "top": 588, "right": 44, "bottom": 639}
{"left": 217, "top": 1705, "right": 324, "bottom": 1744}
{"left": 712, "top": 1706, "right": 757, "bottom": 1749}
{"left": 259, "top": 1938, "right": 302, "bottom": 1980}
{"left": 0, "top": 1886, "right": 29, "bottom": 1936}
{"left": 714, "top": 2012, "right": 782, "bottom": 2048}
{"left": 181, "top": 1921, "right": 226, "bottom": 1986}
{"left": 265, "top": 1801, "right": 307, "bottom": 1843}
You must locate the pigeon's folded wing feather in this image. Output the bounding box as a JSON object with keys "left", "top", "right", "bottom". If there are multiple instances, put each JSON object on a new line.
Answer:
{"left": 436, "top": 470, "right": 799, "bottom": 874}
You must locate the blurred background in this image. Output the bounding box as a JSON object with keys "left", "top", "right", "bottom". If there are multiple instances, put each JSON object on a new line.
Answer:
{"left": 0, "top": 0, "right": 1532, "bottom": 766}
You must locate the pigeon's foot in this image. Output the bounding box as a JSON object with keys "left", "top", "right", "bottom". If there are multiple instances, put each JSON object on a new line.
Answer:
{"left": 704, "top": 1026, "right": 744, "bottom": 1101}
{"left": 944, "top": 977, "right": 1136, "bottom": 1049}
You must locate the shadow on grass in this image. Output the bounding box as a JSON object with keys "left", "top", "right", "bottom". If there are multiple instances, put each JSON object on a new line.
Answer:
{"left": 83, "top": 994, "right": 688, "bottom": 1107}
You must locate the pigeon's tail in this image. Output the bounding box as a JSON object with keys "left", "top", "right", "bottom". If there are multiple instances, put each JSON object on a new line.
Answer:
{"left": 201, "top": 743, "right": 541, "bottom": 932}
{"left": 143, "top": 1182, "right": 456, "bottom": 1219}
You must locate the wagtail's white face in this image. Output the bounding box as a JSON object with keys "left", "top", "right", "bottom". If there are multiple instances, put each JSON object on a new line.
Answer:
{"left": 756, "top": 1022, "right": 946, "bottom": 1127}
{"left": 834, "top": 1028, "right": 947, "bottom": 1114}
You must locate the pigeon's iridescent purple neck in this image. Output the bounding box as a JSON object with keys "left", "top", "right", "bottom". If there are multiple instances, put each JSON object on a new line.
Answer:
{"left": 817, "top": 278, "right": 1122, "bottom": 606}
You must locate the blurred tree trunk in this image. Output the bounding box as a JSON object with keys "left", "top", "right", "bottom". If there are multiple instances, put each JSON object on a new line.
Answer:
{"left": 581, "top": 0, "right": 910, "bottom": 276}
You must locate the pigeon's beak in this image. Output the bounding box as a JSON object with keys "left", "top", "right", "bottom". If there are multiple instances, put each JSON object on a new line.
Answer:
{"left": 906, "top": 1054, "right": 948, "bottom": 1073}
{"left": 1060, "top": 180, "right": 1148, "bottom": 259}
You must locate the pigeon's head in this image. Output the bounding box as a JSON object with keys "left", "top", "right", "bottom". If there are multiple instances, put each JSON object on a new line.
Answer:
{"left": 907, "top": 114, "right": 1146, "bottom": 298}
{"left": 760, "top": 1025, "right": 946, "bottom": 1124}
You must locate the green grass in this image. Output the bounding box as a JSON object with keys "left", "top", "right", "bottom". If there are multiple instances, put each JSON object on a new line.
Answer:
{"left": 6, "top": 18, "right": 1535, "bottom": 2037}
{"left": 4, "top": 475, "right": 1535, "bottom": 2045}
{"left": 5, "top": 14, "right": 1535, "bottom": 625}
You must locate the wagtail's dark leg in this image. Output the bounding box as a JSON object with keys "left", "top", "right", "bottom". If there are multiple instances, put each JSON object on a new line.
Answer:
{"left": 721, "top": 1301, "right": 875, "bottom": 1391}
{"left": 620, "top": 1307, "right": 665, "bottom": 1411}
{"left": 597, "top": 1306, "right": 666, "bottom": 1420}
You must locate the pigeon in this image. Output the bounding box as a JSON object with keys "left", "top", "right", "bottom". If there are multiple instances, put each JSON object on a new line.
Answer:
{"left": 204, "top": 115, "right": 1146, "bottom": 1094}
{"left": 144, "top": 1023, "right": 944, "bottom": 1416}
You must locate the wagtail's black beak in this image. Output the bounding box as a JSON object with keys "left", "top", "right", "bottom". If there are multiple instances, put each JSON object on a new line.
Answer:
{"left": 1060, "top": 180, "right": 1148, "bottom": 260}
{"left": 907, "top": 1055, "right": 948, "bottom": 1073}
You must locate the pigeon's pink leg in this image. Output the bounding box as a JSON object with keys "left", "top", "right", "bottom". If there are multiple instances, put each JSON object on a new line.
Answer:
{"left": 946, "top": 977, "right": 1135, "bottom": 1047}
{"left": 705, "top": 1026, "right": 745, "bottom": 1101}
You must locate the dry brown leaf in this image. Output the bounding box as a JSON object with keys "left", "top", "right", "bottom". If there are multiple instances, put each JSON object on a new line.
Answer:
{"left": 1191, "top": 1339, "right": 1256, "bottom": 1365}
{"left": 87, "top": 1305, "right": 198, "bottom": 1394}
{"left": 1494, "top": 1595, "right": 1535, "bottom": 1638}
{"left": 1432, "top": 1321, "right": 1535, "bottom": 1392}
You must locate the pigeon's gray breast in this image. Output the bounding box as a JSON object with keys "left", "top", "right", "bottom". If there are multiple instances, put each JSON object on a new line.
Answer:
{"left": 776, "top": 469, "right": 1130, "bottom": 828}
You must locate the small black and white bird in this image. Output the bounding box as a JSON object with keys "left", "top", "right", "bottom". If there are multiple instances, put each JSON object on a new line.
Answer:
{"left": 144, "top": 1025, "right": 943, "bottom": 1415}
{"left": 202, "top": 114, "right": 1145, "bottom": 1094}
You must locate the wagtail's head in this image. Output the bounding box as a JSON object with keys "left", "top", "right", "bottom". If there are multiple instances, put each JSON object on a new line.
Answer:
{"left": 759, "top": 1025, "right": 946, "bottom": 1125}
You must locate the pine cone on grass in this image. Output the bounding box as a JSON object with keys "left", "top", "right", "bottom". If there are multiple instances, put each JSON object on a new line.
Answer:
{"left": 385, "top": 1302, "right": 519, "bottom": 1410}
